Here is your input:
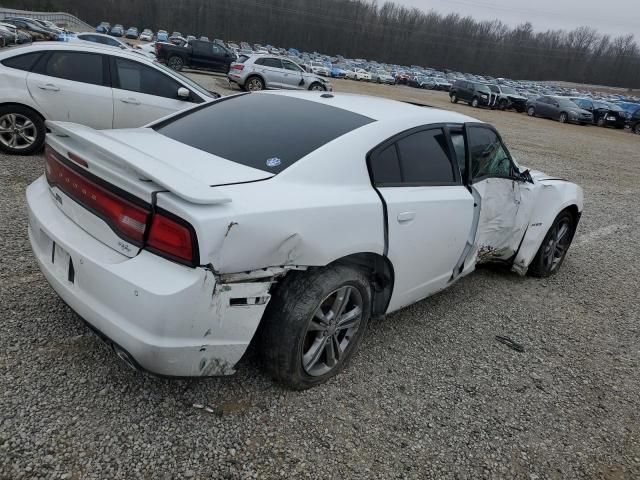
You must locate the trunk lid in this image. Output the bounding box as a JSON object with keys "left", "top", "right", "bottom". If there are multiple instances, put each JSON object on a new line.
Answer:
{"left": 44, "top": 121, "right": 272, "bottom": 259}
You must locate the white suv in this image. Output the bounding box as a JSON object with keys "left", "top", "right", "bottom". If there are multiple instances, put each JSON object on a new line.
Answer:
{"left": 0, "top": 42, "right": 219, "bottom": 155}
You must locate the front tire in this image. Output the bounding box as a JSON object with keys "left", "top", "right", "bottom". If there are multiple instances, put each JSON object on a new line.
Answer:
{"left": 309, "top": 82, "right": 327, "bottom": 91}
{"left": 559, "top": 112, "right": 568, "bottom": 123}
{"left": 528, "top": 210, "right": 576, "bottom": 277}
{"left": 471, "top": 97, "right": 480, "bottom": 108}
{"left": 498, "top": 99, "right": 508, "bottom": 110}
{"left": 450, "top": 93, "right": 458, "bottom": 103}
{"left": 634, "top": 123, "right": 640, "bottom": 134}
{"left": 527, "top": 106, "right": 536, "bottom": 116}
{"left": 260, "top": 265, "right": 372, "bottom": 390}
{"left": 0, "top": 105, "right": 45, "bottom": 156}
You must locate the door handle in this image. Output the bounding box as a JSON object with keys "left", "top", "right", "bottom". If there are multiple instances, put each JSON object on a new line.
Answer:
{"left": 120, "top": 98, "right": 141, "bottom": 105}
{"left": 37, "top": 83, "right": 60, "bottom": 91}
{"left": 397, "top": 211, "right": 416, "bottom": 223}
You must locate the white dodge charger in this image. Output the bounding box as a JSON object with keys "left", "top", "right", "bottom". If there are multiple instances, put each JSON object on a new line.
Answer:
{"left": 26, "top": 91, "right": 583, "bottom": 389}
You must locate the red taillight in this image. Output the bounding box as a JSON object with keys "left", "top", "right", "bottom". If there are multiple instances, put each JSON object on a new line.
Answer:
{"left": 231, "top": 63, "right": 244, "bottom": 70}
{"left": 146, "top": 213, "right": 194, "bottom": 264}
{"left": 44, "top": 145, "right": 198, "bottom": 266}
{"left": 45, "top": 146, "right": 150, "bottom": 244}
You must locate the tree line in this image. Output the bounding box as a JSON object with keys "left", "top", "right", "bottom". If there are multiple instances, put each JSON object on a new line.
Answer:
{"left": 5, "top": 0, "right": 640, "bottom": 88}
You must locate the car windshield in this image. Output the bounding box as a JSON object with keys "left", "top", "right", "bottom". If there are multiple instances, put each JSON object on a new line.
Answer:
{"left": 487, "top": 85, "right": 500, "bottom": 93}
{"left": 153, "top": 61, "right": 213, "bottom": 98}
{"left": 153, "top": 93, "right": 375, "bottom": 174}
{"left": 501, "top": 86, "right": 516, "bottom": 94}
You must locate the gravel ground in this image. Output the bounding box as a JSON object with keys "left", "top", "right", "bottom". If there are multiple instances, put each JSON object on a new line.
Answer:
{"left": 1, "top": 76, "right": 640, "bottom": 480}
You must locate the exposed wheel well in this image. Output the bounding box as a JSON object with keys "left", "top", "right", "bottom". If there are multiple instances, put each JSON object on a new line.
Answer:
{"left": 328, "top": 252, "right": 394, "bottom": 317}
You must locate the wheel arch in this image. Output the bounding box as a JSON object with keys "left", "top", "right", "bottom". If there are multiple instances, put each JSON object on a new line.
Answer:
{"left": 277, "top": 252, "right": 394, "bottom": 317}
{"left": 0, "top": 102, "right": 47, "bottom": 122}
{"left": 245, "top": 73, "right": 266, "bottom": 88}
{"left": 512, "top": 188, "right": 583, "bottom": 276}
{"left": 327, "top": 252, "right": 395, "bottom": 317}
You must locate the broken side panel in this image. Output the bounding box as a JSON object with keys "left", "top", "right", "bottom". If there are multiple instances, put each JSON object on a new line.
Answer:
{"left": 469, "top": 177, "right": 535, "bottom": 264}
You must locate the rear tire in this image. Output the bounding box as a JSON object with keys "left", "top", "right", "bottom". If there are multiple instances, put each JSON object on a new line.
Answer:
{"left": 498, "top": 99, "right": 509, "bottom": 110}
{"left": 450, "top": 93, "right": 458, "bottom": 103}
{"left": 597, "top": 117, "right": 606, "bottom": 127}
{"left": 528, "top": 210, "right": 576, "bottom": 277}
{"left": 167, "top": 56, "right": 184, "bottom": 71}
{"left": 260, "top": 265, "right": 372, "bottom": 390}
{"left": 0, "top": 105, "right": 45, "bottom": 156}
{"left": 559, "top": 112, "right": 568, "bottom": 123}
{"left": 244, "top": 75, "right": 264, "bottom": 92}
{"left": 633, "top": 123, "right": 640, "bottom": 135}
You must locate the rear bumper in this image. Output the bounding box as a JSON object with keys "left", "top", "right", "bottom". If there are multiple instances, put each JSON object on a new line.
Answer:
{"left": 27, "top": 176, "right": 271, "bottom": 377}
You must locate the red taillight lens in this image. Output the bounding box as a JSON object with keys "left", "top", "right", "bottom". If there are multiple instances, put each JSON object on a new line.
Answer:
{"left": 45, "top": 145, "right": 198, "bottom": 266}
{"left": 146, "top": 213, "right": 194, "bottom": 264}
{"left": 45, "top": 145, "right": 150, "bottom": 244}
{"left": 231, "top": 63, "right": 244, "bottom": 70}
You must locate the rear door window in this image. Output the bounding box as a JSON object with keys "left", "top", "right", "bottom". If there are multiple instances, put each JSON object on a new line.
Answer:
{"left": 261, "top": 58, "right": 282, "bottom": 69}
{"left": 395, "top": 129, "right": 456, "bottom": 184}
{"left": 41, "top": 51, "right": 104, "bottom": 86}
{"left": 369, "top": 144, "right": 401, "bottom": 185}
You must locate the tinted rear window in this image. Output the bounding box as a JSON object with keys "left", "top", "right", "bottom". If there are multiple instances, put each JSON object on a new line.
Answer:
{"left": 154, "top": 94, "right": 375, "bottom": 173}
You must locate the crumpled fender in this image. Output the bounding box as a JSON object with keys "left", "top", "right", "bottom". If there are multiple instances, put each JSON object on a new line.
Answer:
{"left": 511, "top": 174, "right": 584, "bottom": 275}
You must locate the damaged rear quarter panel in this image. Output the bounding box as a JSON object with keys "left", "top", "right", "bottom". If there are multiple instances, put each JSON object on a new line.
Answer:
{"left": 154, "top": 135, "right": 386, "bottom": 273}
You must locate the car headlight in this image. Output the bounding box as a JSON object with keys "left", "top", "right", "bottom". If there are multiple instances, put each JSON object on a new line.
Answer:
{"left": 481, "top": 94, "right": 488, "bottom": 99}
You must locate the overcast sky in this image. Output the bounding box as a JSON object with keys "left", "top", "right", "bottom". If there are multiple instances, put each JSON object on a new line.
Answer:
{"left": 394, "top": 0, "right": 639, "bottom": 40}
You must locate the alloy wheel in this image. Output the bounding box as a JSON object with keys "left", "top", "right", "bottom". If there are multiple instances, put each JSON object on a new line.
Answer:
{"left": 302, "top": 286, "right": 363, "bottom": 377}
{"left": 247, "top": 78, "right": 263, "bottom": 91}
{"left": 542, "top": 218, "right": 572, "bottom": 272}
{"left": 0, "top": 113, "right": 37, "bottom": 150}
{"left": 168, "top": 57, "right": 183, "bottom": 70}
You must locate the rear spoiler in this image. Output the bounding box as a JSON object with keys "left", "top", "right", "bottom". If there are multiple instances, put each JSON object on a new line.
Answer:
{"left": 46, "top": 121, "right": 231, "bottom": 205}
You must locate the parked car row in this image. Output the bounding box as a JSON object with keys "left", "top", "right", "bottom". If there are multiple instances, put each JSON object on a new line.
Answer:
{"left": 4, "top": 18, "right": 633, "bottom": 135}
{"left": 448, "top": 78, "right": 640, "bottom": 131}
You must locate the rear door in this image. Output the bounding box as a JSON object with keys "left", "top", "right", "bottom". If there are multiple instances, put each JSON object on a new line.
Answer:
{"left": 26, "top": 50, "right": 113, "bottom": 129}
{"left": 110, "top": 56, "right": 197, "bottom": 128}
{"left": 370, "top": 126, "right": 475, "bottom": 312}
{"left": 254, "top": 57, "right": 285, "bottom": 88}
{"left": 281, "top": 59, "right": 305, "bottom": 89}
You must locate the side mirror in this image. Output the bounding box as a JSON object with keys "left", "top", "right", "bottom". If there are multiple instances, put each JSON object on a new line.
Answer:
{"left": 177, "top": 87, "right": 190, "bottom": 100}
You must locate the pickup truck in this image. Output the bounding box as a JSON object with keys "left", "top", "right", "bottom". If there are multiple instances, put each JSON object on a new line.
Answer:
{"left": 156, "top": 39, "right": 236, "bottom": 73}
